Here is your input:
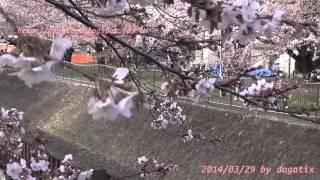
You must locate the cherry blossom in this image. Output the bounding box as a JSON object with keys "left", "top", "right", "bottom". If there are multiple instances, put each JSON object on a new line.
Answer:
{"left": 88, "top": 96, "right": 120, "bottom": 120}
{"left": 6, "top": 162, "right": 23, "bottom": 180}
{"left": 112, "top": 67, "right": 129, "bottom": 84}
{"left": 193, "top": 78, "right": 216, "bottom": 102}
{"left": 218, "top": 5, "right": 237, "bottom": 30}
{"left": 239, "top": 79, "right": 279, "bottom": 107}
{"left": 182, "top": 129, "right": 194, "bottom": 143}
{"left": 10, "top": 61, "right": 55, "bottom": 88}
{"left": 262, "top": 8, "right": 284, "bottom": 38}
{"left": 30, "top": 158, "right": 49, "bottom": 172}
{"left": 62, "top": 154, "right": 73, "bottom": 163}
{"left": 137, "top": 156, "right": 148, "bottom": 165}
{"left": 117, "top": 92, "right": 138, "bottom": 118}
{"left": 88, "top": 90, "right": 139, "bottom": 120}
{"left": 77, "top": 170, "right": 93, "bottom": 180}
{"left": 20, "top": 159, "right": 26, "bottom": 169}
{"left": 59, "top": 165, "right": 65, "bottom": 173}
{"left": 0, "top": 0, "right": 319, "bottom": 179}
{"left": 0, "top": 37, "right": 73, "bottom": 87}
{"left": 187, "top": 0, "right": 285, "bottom": 45}
{"left": 0, "top": 131, "right": 5, "bottom": 138}
{"left": 240, "top": 0, "right": 260, "bottom": 24}
{"left": 0, "top": 54, "right": 18, "bottom": 72}
{"left": 150, "top": 99, "right": 185, "bottom": 130}
{"left": 135, "top": 35, "right": 143, "bottom": 48}
{"left": 160, "top": 82, "right": 170, "bottom": 96}
{"left": 87, "top": 67, "right": 141, "bottom": 120}
{"left": 50, "top": 37, "right": 73, "bottom": 61}
{"left": 137, "top": 156, "right": 178, "bottom": 177}
{"left": 1, "top": 106, "right": 92, "bottom": 179}
{"left": 54, "top": 154, "right": 93, "bottom": 179}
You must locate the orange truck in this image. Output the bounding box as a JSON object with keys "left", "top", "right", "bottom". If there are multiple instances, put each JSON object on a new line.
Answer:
{"left": 71, "top": 54, "right": 97, "bottom": 63}
{"left": 0, "top": 44, "right": 96, "bottom": 63}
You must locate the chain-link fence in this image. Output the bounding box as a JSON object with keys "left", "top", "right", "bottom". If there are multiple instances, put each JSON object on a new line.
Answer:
{"left": 53, "top": 62, "right": 320, "bottom": 118}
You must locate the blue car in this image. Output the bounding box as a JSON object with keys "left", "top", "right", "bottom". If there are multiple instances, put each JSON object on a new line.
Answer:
{"left": 248, "top": 68, "right": 273, "bottom": 77}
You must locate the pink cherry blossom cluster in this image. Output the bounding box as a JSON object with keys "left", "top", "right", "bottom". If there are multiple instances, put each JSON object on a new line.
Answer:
{"left": 0, "top": 37, "right": 73, "bottom": 87}
{"left": 239, "top": 79, "right": 281, "bottom": 107}
{"left": 150, "top": 99, "right": 185, "bottom": 130}
{"left": 53, "top": 154, "right": 93, "bottom": 180}
{"left": 189, "top": 77, "right": 216, "bottom": 102}
{"left": 0, "top": 107, "right": 24, "bottom": 156}
{"left": 87, "top": 67, "right": 147, "bottom": 121}
{"left": 137, "top": 156, "right": 178, "bottom": 178}
{"left": 0, "top": 107, "right": 93, "bottom": 180}
{"left": 0, "top": 37, "right": 145, "bottom": 121}
{"left": 186, "top": 0, "right": 284, "bottom": 45}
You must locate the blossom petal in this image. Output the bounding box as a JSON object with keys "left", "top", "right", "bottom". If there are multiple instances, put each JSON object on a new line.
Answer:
{"left": 0, "top": 54, "right": 18, "bottom": 70}
{"left": 88, "top": 97, "right": 120, "bottom": 120}
{"left": 9, "top": 61, "right": 55, "bottom": 87}
{"left": 50, "top": 38, "right": 72, "bottom": 61}
{"left": 118, "top": 92, "right": 138, "bottom": 118}
{"left": 112, "top": 67, "right": 129, "bottom": 84}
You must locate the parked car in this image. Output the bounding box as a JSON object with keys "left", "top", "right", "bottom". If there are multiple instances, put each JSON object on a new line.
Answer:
{"left": 248, "top": 68, "right": 285, "bottom": 77}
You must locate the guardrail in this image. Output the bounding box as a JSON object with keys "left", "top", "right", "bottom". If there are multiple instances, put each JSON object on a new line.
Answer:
{"left": 53, "top": 62, "right": 320, "bottom": 118}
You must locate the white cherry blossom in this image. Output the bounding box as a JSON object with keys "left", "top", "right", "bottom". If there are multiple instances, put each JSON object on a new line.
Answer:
{"left": 160, "top": 82, "right": 170, "bottom": 95}
{"left": 77, "top": 169, "right": 93, "bottom": 180}
{"left": 112, "top": 67, "right": 129, "bottom": 84}
{"left": 0, "top": 53, "right": 56, "bottom": 87}
{"left": 218, "top": 5, "right": 238, "bottom": 30}
{"left": 0, "top": 54, "right": 18, "bottom": 72}
{"left": 135, "top": 35, "right": 143, "bottom": 47}
{"left": 88, "top": 96, "right": 120, "bottom": 120}
{"left": 137, "top": 156, "right": 148, "bottom": 165}
{"left": 50, "top": 37, "right": 73, "bottom": 61}
{"left": 183, "top": 130, "right": 194, "bottom": 143}
{"left": 193, "top": 78, "right": 216, "bottom": 102}
{"left": 6, "top": 162, "right": 23, "bottom": 180}
{"left": 30, "top": 158, "right": 41, "bottom": 171}
{"left": 241, "top": 1, "right": 259, "bottom": 23}
{"left": 117, "top": 92, "right": 138, "bottom": 118}
{"left": 62, "top": 154, "right": 73, "bottom": 163}
{"left": 20, "top": 159, "right": 26, "bottom": 168}
{"left": 262, "top": 8, "right": 284, "bottom": 37}
{"left": 0, "top": 131, "right": 5, "bottom": 138}
{"left": 9, "top": 61, "right": 55, "bottom": 88}
{"left": 59, "top": 165, "right": 65, "bottom": 173}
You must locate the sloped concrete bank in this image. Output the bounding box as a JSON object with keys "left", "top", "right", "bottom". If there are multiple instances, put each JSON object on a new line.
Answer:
{"left": 0, "top": 72, "right": 320, "bottom": 180}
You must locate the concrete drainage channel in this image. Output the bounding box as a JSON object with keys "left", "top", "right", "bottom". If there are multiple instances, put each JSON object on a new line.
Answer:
{"left": 1, "top": 73, "right": 320, "bottom": 180}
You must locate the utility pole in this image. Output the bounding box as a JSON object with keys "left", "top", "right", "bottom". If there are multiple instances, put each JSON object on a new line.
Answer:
{"left": 288, "top": 56, "right": 291, "bottom": 79}
{"left": 219, "top": 33, "right": 223, "bottom": 98}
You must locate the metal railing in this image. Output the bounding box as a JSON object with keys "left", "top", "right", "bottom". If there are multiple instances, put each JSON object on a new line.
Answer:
{"left": 0, "top": 143, "right": 61, "bottom": 180}
{"left": 52, "top": 62, "right": 320, "bottom": 118}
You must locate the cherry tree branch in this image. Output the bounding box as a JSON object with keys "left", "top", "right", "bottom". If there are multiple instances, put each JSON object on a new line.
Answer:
{"left": 43, "top": 0, "right": 320, "bottom": 124}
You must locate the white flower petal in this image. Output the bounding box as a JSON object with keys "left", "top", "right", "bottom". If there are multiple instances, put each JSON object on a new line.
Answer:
{"left": 88, "top": 97, "right": 120, "bottom": 120}
{"left": 273, "top": 8, "right": 284, "bottom": 22}
{"left": 118, "top": 92, "right": 138, "bottom": 118}
{"left": 50, "top": 38, "right": 72, "bottom": 61}
{"left": 9, "top": 61, "right": 55, "bottom": 87}
{"left": 6, "top": 162, "right": 22, "bottom": 180}
{"left": 0, "top": 54, "right": 18, "bottom": 70}
{"left": 112, "top": 67, "right": 129, "bottom": 84}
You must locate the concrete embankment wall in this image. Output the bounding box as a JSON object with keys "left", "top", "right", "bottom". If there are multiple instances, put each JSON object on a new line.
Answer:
{"left": 0, "top": 72, "right": 320, "bottom": 180}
